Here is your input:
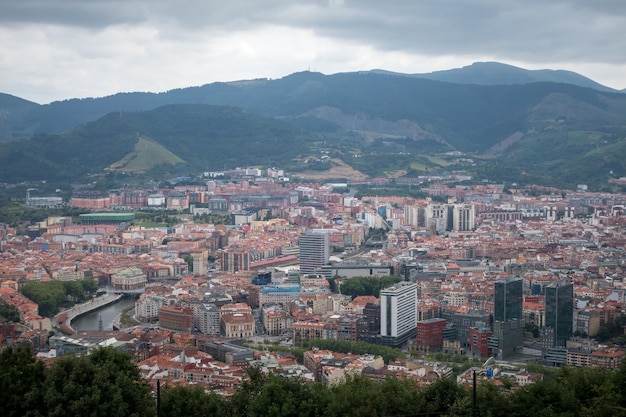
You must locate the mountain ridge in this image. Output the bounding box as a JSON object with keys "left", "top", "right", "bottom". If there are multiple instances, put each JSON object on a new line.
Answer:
{"left": 1, "top": 66, "right": 626, "bottom": 189}
{"left": 368, "top": 61, "right": 618, "bottom": 92}
{"left": 0, "top": 61, "right": 620, "bottom": 142}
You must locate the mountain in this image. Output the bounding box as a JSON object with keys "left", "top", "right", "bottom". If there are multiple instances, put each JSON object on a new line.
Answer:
{"left": 371, "top": 62, "right": 618, "bottom": 92}
{"left": 0, "top": 62, "right": 619, "bottom": 142}
{"left": 0, "top": 93, "right": 40, "bottom": 141}
{"left": 0, "top": 104, "right": 317, "bottom": 181}
{"left": 1, "top": 68, "right": 626, "bottom": 188}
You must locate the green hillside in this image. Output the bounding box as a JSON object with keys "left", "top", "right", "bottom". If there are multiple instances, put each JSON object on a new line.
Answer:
{"left": 107, "top": 136, "right": 185, "bottom": 173}
{"left": 1, "top": 70, "right": 626, "bottom": 188}
{"left": 0, "top": 104, "right": 319, "bottom": 181}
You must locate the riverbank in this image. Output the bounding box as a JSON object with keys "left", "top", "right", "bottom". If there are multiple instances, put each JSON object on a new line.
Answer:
{"left": 111, "top": 305, "right": 139, "bottom": 330}
{"left": 54, "top": 293, "right": 123, "bottom": 334}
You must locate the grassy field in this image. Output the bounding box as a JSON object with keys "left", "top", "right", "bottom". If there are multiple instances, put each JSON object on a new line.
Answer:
{"left": 108, "top": 136, "right": 185, "bottom": 173}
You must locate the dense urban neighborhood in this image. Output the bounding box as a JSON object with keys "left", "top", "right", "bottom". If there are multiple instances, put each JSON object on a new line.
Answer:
{"left": 3, "top": 168, "right": 626, "bottom": 392}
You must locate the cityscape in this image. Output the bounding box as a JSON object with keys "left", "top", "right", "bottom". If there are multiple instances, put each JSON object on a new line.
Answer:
{"left": 2, "top": 165, "right": 626, "bottom": 397}
{"left": 2, "top": 1, "right": 626, "bottom": 413}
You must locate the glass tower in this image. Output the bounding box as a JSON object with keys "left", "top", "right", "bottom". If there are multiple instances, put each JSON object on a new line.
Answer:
{"left": 545, "top": 282, "right": 574, "bottom": 348}
{"left": 494, "top": 277, "right": 523, "bottom": 322}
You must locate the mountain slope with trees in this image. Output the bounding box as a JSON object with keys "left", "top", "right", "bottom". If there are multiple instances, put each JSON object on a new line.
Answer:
{"left": 0, "top": 104, "right": 318, "bottom": 181}
{"left": 1, "top": 69, "right": 626, "bottom": 187}
{"left": 406, "top": 61, "right": 619, "bottom": 92}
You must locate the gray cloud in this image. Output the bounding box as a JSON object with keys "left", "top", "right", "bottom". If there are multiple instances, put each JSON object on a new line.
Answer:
{"left": 3, "top": 0, "right": 625, "bottom": 62}
{"left": 1, "top": 0, "right": 625, "bottom": 102}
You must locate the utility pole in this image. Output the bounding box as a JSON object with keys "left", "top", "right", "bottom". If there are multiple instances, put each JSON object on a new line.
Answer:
{"left": 156, "top": 376, "right": 161, "bottom": 417}
{"left": 472, "top": 370, "right": 479, "bottom": 417}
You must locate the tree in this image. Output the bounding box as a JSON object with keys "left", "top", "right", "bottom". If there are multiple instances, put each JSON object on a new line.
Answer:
{"left": 0, "top": 346, "right": 46, "bottom": 417}
{"left": 228, "top": 367, "right": 329, "bottom": 417}
{"left": 0, "top": 304, "right": 20, "bottom": 323}
{"left": 160, "top": 385, "right": 225, "bottom": 417}
{"left": 339, "top": 275, "right": 403, "bottom": 298}
{"left": 21, "top": 278, "right": 99, "bottom": 317}
{"left": 183, "top": 255, "right": 194, "bottom": 273}
{"left": 325, "top": 374, "right": 381, "bottom": 417}
{"left": 43, "top": 347, "right": 156, "bottom": 417}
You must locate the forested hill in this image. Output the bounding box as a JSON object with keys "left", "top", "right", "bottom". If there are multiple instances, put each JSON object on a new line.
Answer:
{"left": 0, "top": 104, "right": 316, "bottom": 181}
{"left": 2, "top": 69, "right": 625, "bottom": 149}
{"left": 1, "top": 68, "right": 626, "bottom": 187}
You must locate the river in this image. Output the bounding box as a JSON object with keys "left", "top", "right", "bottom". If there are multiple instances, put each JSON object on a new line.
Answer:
{"left": 71, "top": 296, "right": 137, "bottom": 331}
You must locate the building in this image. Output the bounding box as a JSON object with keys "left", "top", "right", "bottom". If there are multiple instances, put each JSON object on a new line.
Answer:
{"left": 494, "top": 276, "right": 523, "bottom": 322}
{"left": 451, "top": 204, "right": 475, "bottom": 232}
{"left": 321, "top": 260, "right": 393, "bottom": 279}
{"left": 78, "top": 213, "right": 135, "bottom": 225}
{"left": 492, "top": 277, "right": 524, "bottom": 359}
{"left": 110, "top": 266, "right": 147, "bottom": 291}
{"left": 27, "top": 196, "right": 63, "bottom": 208}
{"left": 357, "top": 302, "right": 381, "bottom": 343}
{"left": 425, "top": 203, "right": 448, "bottom": 235}
{"left": 574, "top": 309, "right": 600, "bottom": 337}
{"left": 544, "top": 282, "right": 574, "bottom": 348}
{"left": 442, "top": 309, "right": 490, "bottom": 347}
{"left": 293, "top": 320, "right": 325, "bottom": 343}
{"left": 262, "top": 304, "right": 293, "bottom": 336}
{"left": 415, "top": 318, "right": 446, "bottom": 353}
{"left": 380, "top": 281, "right": 418, "bottom": 347}
{"left": 221, "top": 313, "right": 255, "bottom": 339}
{"left": 469, "top": 325, "right": 493, "bottom": 358}
{"left": 135, "top": 294, "right": 166, "bottom": 322}
{"left": 259, "top": 284, "right": 300, "bottom": 307}
{"left": 159, "top": 307, "right": 193, "bottom": 332}
{"left": 299, "top": 230, "right": 330, "bottom": 275}
{"left": 221, "top": 248, "right": 250, "bottom": 273}
{"left": 193, "top": 304, "right": 221, "bottom": 335}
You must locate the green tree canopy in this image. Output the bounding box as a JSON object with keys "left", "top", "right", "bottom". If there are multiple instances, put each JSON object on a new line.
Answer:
{"left": 0, "top": 346, "right": 46, "bottom": 417}
{"left": 43, "top": 347, "right": 156, "bottom": 417}
{"left": 338, "top": 275, "right": 403, "bottom": 298}
{"left": 0, "top": 304, "right": 20, "bottom": 323}
{"left": 21, "top": 278, "right": 99, "bottom": 317}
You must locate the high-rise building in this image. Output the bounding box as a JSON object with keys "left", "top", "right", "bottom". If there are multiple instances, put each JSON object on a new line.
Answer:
{"left": 380, "top": 281, "right": 418, "bottom": 346}
{"left": 403, "top": 205, "right": 419, "bottom": 227}
{"left": 298, "top": 230, "right": 330, "bottom": 275}
{"left": 221, "top": 248, "right": 250, "bottom": 273}
{"left": 425, "top": 203, "right": 448, "bottom": 235}
{"left": 494, "top": 277, "right": 523, "bottom": 322}
{"left": 544, "top": 282, "right": 574, "bottom": 348}
{"left": 492, "top": 277, "right": 524, "bottom": 359}
{"left": 452, "top": 204, "right": 475, "bottom": 231}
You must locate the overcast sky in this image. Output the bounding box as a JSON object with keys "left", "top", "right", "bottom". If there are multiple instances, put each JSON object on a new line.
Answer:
{"left": 2, "top": 0, "right": 625, "bottom": 104}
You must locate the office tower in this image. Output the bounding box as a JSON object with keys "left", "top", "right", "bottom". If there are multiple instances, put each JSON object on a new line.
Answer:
{"left": 380, "top": 281, "right": 418, "bottom": 346}
{"left": 545, "top": 282, "right": 574, "bottom": 348}
{"left": 425, "top": 203, "right": 448, "bottom": 235}
{"left": 403, "top": 205, "right": 419, "bottom": 227}
{"left": 298, "top": 230, "right": 330, "bottom": 276}
{"left": 452, "top": 204, "right": 475, "bottom": 232}
{"left": 494, "top": 277, "right": 523, "bottom": 322}
{"left": 492, "top": 277, "right": 524, "bottom": 359}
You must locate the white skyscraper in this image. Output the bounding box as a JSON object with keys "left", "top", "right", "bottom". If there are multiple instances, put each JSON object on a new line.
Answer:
{"left": 403, "top": 205, "right": 419, "bottom": 227}
{"left": 425, "top": 203, "right": 448, "bottom": 234}
{"left": 298, "top": 230, "right": 330, "bottom": 276}
{"left": 380, "top": 281, "right": 418, "bottom": 346}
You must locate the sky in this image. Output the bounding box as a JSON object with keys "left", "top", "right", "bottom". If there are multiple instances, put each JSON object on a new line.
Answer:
{"left": 1, "top": 0, "right": 626, "bottom": 104}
